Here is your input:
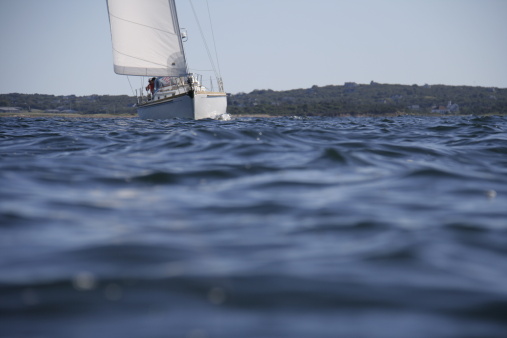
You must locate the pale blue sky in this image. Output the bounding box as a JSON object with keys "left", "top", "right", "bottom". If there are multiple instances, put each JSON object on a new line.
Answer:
{"left": 1, "top": 0, "right": 506, "bottom": 96}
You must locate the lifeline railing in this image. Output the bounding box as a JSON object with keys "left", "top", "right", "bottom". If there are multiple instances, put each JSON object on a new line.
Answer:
{"left": 136, "top": 73, "right": 224, "bottom": 105}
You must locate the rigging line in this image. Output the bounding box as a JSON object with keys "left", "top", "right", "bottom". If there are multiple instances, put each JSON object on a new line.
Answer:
{"left": 127, "top": 76, "right": 136, "bottom": 97}
{"left": 109, "top": 12, "right": 178, "bottom": 35}
{"left": 206, "top": 0, "right": 222, "bottom": 79}
{"left": 188, "top": 0, "right": 219, "bottom": 80}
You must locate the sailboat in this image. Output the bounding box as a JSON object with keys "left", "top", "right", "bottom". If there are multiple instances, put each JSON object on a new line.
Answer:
{"left": 106, "top": 0, "right": 227, "bottom": 120}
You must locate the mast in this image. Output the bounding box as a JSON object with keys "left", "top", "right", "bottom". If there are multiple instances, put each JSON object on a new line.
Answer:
{"left": 169, "top": 0, "right": 189, "bottom": 75}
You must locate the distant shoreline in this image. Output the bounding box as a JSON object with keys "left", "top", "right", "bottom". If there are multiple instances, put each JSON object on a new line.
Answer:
{"left": 2, "top": 83, "right": 506, "bottom": 117}
{"left": 0, "top": 110, "right": 136, "bottom": 118}
{"left": 1, "top": 110, "right": 505, "bottom": 119}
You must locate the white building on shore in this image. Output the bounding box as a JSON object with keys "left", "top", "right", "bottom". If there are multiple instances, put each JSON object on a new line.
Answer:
{"left": 0, "top": 107, "right": 21, "bottom": 113}
{"left": 432, "top": 101, "right": 459, "bottom": 114}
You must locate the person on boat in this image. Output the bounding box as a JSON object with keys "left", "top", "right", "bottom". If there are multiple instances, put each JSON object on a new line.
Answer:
{"left": 146, "top": 78, "right": 156, "bottom": 98}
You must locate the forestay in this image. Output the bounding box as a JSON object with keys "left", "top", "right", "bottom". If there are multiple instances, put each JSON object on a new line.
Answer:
{"left": 106, "top": 0, "right": 188, "bottom": 77}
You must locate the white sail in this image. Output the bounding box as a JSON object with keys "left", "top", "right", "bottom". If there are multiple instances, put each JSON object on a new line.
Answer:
{"left": 106, "top": 0, "right": 187, "bottom": 77}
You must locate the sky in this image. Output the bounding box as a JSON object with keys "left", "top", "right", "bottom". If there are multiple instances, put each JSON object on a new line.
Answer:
{"left": 1, "top": 0, "right": 506, "bottom": 96}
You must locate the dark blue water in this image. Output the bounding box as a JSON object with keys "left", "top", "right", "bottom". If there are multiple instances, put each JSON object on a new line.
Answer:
{"left": 1, "top": 115, "right": 507, "bottom": 338}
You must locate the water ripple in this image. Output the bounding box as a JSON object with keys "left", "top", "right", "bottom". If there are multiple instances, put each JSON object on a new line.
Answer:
{"left": 1, "top": 115, "right": 507, "bottom": 337}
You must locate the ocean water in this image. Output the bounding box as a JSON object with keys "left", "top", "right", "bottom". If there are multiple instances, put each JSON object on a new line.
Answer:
{"left": 1, "top": 115, "right": 507, "bottom": 338}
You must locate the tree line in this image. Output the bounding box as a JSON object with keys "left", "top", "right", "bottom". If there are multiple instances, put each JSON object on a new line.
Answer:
{"left": 1, "top": 83, "right": 506, "bottom": 116}
{"left": 0, "top": 93, "right": 136, "bottom": 115}
{"left": 227, "top": 83, "right": 507, "bottom": 116}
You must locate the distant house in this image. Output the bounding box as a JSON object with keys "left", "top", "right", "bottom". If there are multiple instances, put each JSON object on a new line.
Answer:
{"left": 408, "top": 105, "right": 420, "bottom": 110}
{"left": 448, "top": 102, "right": 460, "bottom": 113}
{"left": 84, "top": 95, "right": 99, "bottom": 102}
{"left": 431, "top": 105, "right": 450, "bottom": 114}
{"left": 432, "top": 101, "right": 459, "bottom": 114}
{"left": 344, "top": 82, "right": 358, "bottom": 93}
{"left": 0, "top": 107, "right": 20, "bottom": 113}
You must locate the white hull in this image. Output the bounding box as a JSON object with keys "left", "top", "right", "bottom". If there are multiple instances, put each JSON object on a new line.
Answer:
{"left": 138, "top": 92, "right": 227, "bottom": 120}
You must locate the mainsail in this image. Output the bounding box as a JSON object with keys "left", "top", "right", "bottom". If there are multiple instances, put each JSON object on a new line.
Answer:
{"left": 106, "top": 0, "right": 188, "bottom": 77}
